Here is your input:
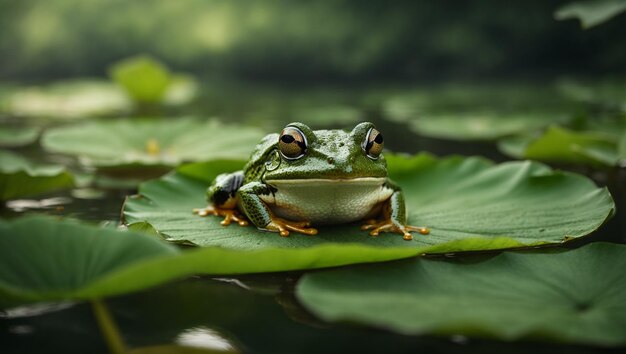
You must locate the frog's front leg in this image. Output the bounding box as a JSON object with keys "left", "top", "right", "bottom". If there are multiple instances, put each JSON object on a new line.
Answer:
{"left": 238, "top": 182, "right": 317, "bottom": 237}
{"left": 361, "top": 181, "right": 429, "bottom": 241}
{"left": 193, "top": 171, "right": 249, "bottom": 226}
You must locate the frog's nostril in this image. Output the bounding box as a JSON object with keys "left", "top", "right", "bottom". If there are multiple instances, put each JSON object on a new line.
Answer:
{"left": 327, "top": 157, "right": 334, "bottom": 164}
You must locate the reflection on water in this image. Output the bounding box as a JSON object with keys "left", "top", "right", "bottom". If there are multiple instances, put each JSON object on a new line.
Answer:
{"left": 176, "top": 326, "right": 237, "bottom": 352}
{"left": 5, "top": 197, "right": 71, "bottom": 212}
{"left": 2, "top": 276, "right": 616, "bottom": 354}
{"left": 0, "top": 302, "right": 74, "bottom": 319}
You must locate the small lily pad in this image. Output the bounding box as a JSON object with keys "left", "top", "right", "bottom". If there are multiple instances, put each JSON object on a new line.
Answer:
{"left": 498, "top": 126, "right": 622, "bottom": 167}
{"left": 109, "top": 55, "right": 172, "bottom": 104}
{"left": 297, "top": 242, "right": 626, "bottom": 346}
{"left": 0, "top": 126, "right": 40, "bottom": 147}
{"left": 41, "top": 118, "right": 264, "bottom": 169}
{"left": 109, "top": 55, "right": 197, "bottom": 106}
{"left": 0, "top": 150, "right": 74, "bottom": 200}
{"left": 123, "top": 153, "right": 614, "bottom": 253}
{"left": 555, "top": 0, "right": 626, "bottom": 28}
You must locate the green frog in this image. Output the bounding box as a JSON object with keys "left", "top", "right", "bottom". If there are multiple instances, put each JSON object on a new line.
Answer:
{"left": 193, "top": 122, "right": 429, "bottom": 240}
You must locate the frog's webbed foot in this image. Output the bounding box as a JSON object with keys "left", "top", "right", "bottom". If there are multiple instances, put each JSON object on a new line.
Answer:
{"left": 361, "top": 219, "right": 429, "bottom": 241}
{"left": 265, "top": 217, "right": 318, "bottom": 237}
{"left": 193, "top": 205, "right": 249, "bottom": 226}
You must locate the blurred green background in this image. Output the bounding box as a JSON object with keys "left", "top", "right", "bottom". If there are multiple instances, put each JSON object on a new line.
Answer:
{"left": 1, "top": 0, "right": 625, "bottom": 83}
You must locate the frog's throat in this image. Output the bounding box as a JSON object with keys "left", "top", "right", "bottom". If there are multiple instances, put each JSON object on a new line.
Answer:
{"left": 264, "top": 177, "right": 386, "bottom": 185}
{"left": 261, "top": 177, "right": 392, "bottom": 225}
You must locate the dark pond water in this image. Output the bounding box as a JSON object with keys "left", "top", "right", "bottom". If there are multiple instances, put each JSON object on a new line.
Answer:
{"left": 1, "top": 82, "right": 625, "bottom": 354}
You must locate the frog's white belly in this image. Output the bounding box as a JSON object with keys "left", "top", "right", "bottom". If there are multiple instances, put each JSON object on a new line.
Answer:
{"left": 262, "top": 178, "right": 393, "bottom": 224}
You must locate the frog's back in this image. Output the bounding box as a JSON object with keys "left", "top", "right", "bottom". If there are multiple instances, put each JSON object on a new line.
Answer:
{"left": 243, "top": 133, "right": 278, "bottom": 183}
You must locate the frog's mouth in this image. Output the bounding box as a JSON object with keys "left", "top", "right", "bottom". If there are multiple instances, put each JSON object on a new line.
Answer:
{"left": 265, "top": 177, "right": 387, "bottom": 186}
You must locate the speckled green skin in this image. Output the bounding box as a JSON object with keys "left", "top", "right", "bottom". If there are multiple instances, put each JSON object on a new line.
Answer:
{"left": 206, "top": 122, "right": 408, "bottom": 229}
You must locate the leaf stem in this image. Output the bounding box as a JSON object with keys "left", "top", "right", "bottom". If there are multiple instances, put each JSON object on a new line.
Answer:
{"left": 91, "top": 298, "right": 127, "bottom": 354}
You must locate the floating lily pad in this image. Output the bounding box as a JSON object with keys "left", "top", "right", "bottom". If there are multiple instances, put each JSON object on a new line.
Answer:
{"left": 0, "top": 126, "right": 40, "bottom": 147}
{"left": 382, "top": 85, "right": 569, "bottom": 141}
{"left": 41, "top": 118, "right": 264, "bottom": 169}
{"left": 0, "top": 150, "right": 74, "bottom": 200}
{"left": 555, "top": 0, "right": 626, "bottom": 28}
{"left": 498, "top": 126, "right": 622, "bottom": 167}
{"left": 123, "top": 153, "right": 614, "bottom": 252}
{"left": 5, "top": 80, "right": 131, "bottom": 119}
{"left": 297, "top": 242, "right": 626, "bottom": 346}
{"left": 405, "top": 112, "right": 561, "bottom": 141}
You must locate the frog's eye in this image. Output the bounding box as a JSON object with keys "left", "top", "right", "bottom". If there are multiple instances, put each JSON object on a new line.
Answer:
{"left": 363, "top": 127, "right": 384, "bottom": 159}
{"left": 278, "top": 126, "right": 307, "bottom": 160}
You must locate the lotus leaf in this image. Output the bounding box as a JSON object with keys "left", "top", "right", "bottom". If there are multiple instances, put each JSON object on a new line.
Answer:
{"left": 297, "top": 242, "right": 626, "bottom": 346}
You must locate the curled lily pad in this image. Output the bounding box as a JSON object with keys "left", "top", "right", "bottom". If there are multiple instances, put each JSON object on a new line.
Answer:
{"left": 499, "top": 126, "right": 622, "bottom": 167}
{"left": 555, "top": 0, "right": 626, "bottom": 28}
{"left": 0, "top": 150, "right": 74, "bottom": 200}
{"left": 297, "top": 242, "right": 626, "bottom": 346}
{"left": 4, "top": 80, "right": 131, "bottom": 119}
{"left": 0, "top": 216, "right": 177, "bottom": 307}
{"left": 41, "top": 118, "right": 264, "bottom": 170}
{"left": 122, "top": 153, "right": 613, "bottom": 253}
{"left": 0, "top": 216, "right": 434, "bottom": 308}
{"left": 0, "top": 126, "right": 40, "bottom": 147}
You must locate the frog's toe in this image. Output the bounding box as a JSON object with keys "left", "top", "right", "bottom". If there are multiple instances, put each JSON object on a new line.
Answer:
{"left": 361, "top": 219, "right": 428, "bottom": 241}
{"left": 265, "top": 217, "right": 317, "bottom": 237}
{"left": 406, "top": 225, "right": 430, "bottom": 235}
{"left": 193, "top": 206, "right": 249, "bottom": 227}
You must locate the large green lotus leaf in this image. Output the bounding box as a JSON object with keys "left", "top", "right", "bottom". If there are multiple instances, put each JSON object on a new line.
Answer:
{"left": 498, "top": 126, "right": 621, "bottom": 167}
{"left": 5, "top": 80, "right": 131, "bottom": 119}
{"left": 109, "top": 55, "right": 172, "bottom": 104}
{"left": 297, "top": 242, "right": 626, "bottom": 346}
{"left": 0, "top": 126, "right": 40, "bottom": 147}
{"left": 41, "top": 118, "right": 264, "bottom": 168}
{"left": 0, "top": 150, "right": 74, "bottom": 200}
{"left": 555, "top": 0, "right": 626, "bottom": 28}
{"left": 123, "top": 153, "right": 614, "bottom": 252}
{"left": 0, "top": 216, "right": 434, "bottom": 307}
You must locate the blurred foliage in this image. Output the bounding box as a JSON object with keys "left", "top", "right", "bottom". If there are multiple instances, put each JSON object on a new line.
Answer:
{"left": 0, "top": 126, "right": 39, "bottom": 147}
{"left": 555, "top": 0, "right": 626, "bottom": 28}
{"left": 4, "top": 80, "right": 131, "bottom": 119}
{"left": 109, "top": 56, "right": 172, "bottom": 104}
{"left": 498, "top": 126, "right": 621, "bottom": 167}
{"left": 498, "top": 79, "right": 626, "bottom": 167}
{"left": 1, "top": 0, "right": 626, "bottom": 82}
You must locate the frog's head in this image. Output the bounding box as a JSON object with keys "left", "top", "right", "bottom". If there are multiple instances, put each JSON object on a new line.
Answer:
{"left": 263, "top": 122, "right": 387, "bottom": 180}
